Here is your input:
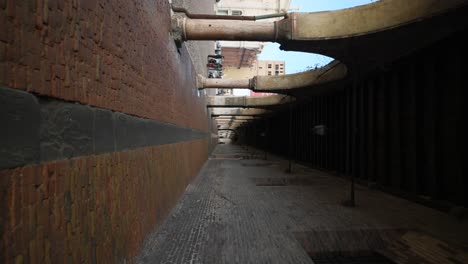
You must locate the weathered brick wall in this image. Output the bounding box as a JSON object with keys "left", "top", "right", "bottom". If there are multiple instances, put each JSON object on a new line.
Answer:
{"left": 0, "top": 0, "right": 208, "bottom": 131}
{"left": 1, "top": 0, "right": 213, "bottom": 263}
{"left": 1, "top": 139, "right": 209, "bottom": 263}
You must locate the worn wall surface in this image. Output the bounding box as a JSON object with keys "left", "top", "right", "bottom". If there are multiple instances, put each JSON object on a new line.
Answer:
{"left": 1, "top": 0, "right": 213, "bottom": 263}
{"left": 0, "top": 140, "right": 209, "bottom": 263}
{"left": 0, "top": 0, "right": 208, "bottom": 131}
{"left": 242, "top": 29, "right": 468, "bottom": 210}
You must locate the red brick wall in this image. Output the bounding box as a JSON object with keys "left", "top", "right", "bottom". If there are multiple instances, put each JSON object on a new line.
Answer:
{"left": 1, "top": 0, "right": 213, "bottom": 263}
{"left": 0, "top": 0, "right": 208, "bottom": 131}
{"left": 1, "top": 139, "right": 209, "bottom": 263}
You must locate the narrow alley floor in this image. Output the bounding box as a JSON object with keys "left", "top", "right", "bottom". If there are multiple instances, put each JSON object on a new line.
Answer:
{"left": 137, "top": 144, "right": 468, "bottom": 264}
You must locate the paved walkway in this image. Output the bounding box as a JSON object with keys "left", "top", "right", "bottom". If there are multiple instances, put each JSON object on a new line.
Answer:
{"left": 137, "top": 144, "right": 468, "bottom": 264}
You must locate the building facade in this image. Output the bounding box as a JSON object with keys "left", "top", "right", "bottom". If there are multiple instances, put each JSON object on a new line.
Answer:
{"left": 214, "top": 0, "right": 293, "bottom": 54}
{"left": 251, "top": 60, "right": 285, "bottom": 96}
{"left": 213, "top": 1, "right": 293, "bottom": 96}
{"left": 214, "top": 0, "right": 293, "bottom": 68}
{"left": 257, "top": 60, "right": 286, "bottom": 76}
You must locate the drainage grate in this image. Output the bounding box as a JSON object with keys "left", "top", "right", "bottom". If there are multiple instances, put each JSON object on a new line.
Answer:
{"left": 310, "top": 251, "right": 395, "bottom": 264}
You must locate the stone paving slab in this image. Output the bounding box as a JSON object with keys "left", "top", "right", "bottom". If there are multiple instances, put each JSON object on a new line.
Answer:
{"left": 137, "top": 144, "right": 468, "bottom": 264}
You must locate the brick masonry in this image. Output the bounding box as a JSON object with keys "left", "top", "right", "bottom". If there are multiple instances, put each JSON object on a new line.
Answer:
{"left": 0, "top": 0, "right": 216, "bottom": 263}
{"left": 0, "top": 139, "right": 209, "bottom": 263}
{"left": 0, "top": 0, "right": 209, "bottom": 132}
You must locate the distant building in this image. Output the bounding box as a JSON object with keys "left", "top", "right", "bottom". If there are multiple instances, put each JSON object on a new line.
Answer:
{"left": 215, "top": 0, "right": 292, "bottom": 15}
{"left": 214, "top": 0, "right": 293, "bottom": 57}
{"left": 214, "top": 0, "right": 293, "bottom": 68}
{"left": 251, "top": 60, "right": 285, "bottom": 96}
{"left": 220, "top": 59, "right": 285, "bottom": 79}
{"left": 213, "top": 0, "right": 294, "bottom": 96}
{"left": 257, "top": 60, "right": 285, "bottom": 76}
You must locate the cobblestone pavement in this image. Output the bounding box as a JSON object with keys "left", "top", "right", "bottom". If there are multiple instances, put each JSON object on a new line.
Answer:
{"left": 137, "top": 144, "right": 468, "bottom": 264}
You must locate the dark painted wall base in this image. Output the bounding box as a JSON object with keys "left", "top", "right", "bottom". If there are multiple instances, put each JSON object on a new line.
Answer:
{"left": 0, "top": 86, "right": 208, "bottom": 170}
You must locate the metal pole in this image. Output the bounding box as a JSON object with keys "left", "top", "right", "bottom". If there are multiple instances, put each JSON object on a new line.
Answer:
{"left": 287, "top": 103, "right": 293, "bottom": 173}
{"left": 264, "top": 119, "right": 269, "bottom": 160}
{"left": 348, "top": 74, "right": 358, "bottom": 207}
{"left": 341, "top": 60, "right": 359, "bottom": 208}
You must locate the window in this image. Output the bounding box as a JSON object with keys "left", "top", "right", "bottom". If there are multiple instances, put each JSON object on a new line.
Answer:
{"left": 231, "top": 10, "right": 243, "bottom": 16}
{"left": 268, "top": 64, "right": 272, "bottom": 68}
{"left": 280, "top": 71, "right": 283, "bottom": 73}
{"left": 217, "top": 10, "right": 228, "bottom": 15}
{"left": 275, "top": 65, "right": 279, "bottom": 70}
{"left": 259, "top": 67, "right": 263, "bottom": 69}
{"left": 268, "top": 71, "right": 272, "bottom": 75}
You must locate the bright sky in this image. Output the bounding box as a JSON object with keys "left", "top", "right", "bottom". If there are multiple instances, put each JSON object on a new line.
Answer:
{"left": 234, "top": 0, "right": 378, "bottom": 95}
{"left": 258, "top": 0, "right": 378, "bottom": 74}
